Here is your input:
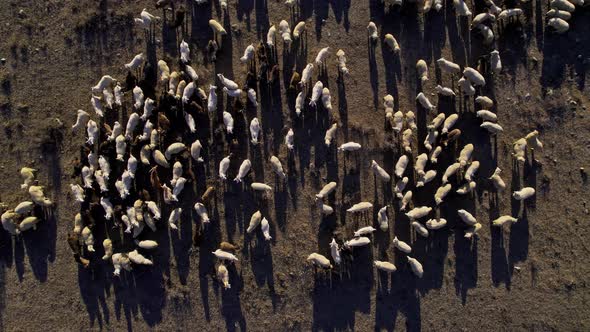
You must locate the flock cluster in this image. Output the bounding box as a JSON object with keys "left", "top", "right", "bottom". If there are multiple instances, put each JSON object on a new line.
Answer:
{"left": 9, "top": 0, "right": 578, "bottom": 293}
{"left": 1, "top": 168, "right": 53, "bottom": 236}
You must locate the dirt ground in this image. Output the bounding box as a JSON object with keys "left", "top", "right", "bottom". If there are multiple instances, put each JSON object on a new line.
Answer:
{"left": 0, "top": 0, "right": 589, "bottom": 331}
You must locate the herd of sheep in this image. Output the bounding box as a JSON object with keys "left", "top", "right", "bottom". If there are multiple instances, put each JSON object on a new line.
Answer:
{"left": 3, "top": 0, "right": 586, "bottom": 306}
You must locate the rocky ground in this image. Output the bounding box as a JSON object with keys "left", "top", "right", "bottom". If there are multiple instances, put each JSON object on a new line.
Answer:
{"left": 0, "top": 0, "right": 589, "bottom": 331}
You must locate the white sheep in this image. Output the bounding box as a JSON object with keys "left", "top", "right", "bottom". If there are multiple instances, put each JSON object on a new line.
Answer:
{"left": 108, "top": 121, "right": 122, "bottom": 142}
{"left": 456, "top": 181, "right": 477, "bottom": 194}
{"left": 315, "top": 47, "right": 330, "bottom": 65}
{"left": 336, "top": 49, "right": 349, "bottom": 75}
{"left": 217, "top": 264, "right": 231, "bottom": 289}
{"left": 86, "top": 120, "right": 99, "bottom": 146}
{"left": 209, "top": 19, "right": 227, "bottom": 35}
{"left": 247, "top": 88, "right": 258, "bottom": 108}
{"left": 213, "top": 249, "right": 238, "bottom": 262}
{"left": 453, "top": 0, "right": 472, "bottom": 16}
{"left": 424, "top": 128, "right": 438, "bottom": 151}
{"left": 125, "top": 53, "right": 145, "bottom": 70}
{"left": 393, "top": 236, "right": 411, "bottom": 253}
{"left": 430, "top": 146, "right": 442, "bottom": 164}
{"left": 416, "top": 59, "right": 428, "bottom": 82}
{"left": 261, "top": 218, "right": 272, "bottom": 240}
{"left": 279, "top": 20, "right": 292, "bottom": 45}
{"left": 464, "top": 223, "right": 482, "bottom": 239}
{"left": 463, "top": 67, "right": 486, "bottom": 86}
{"left": 416, "top": 92, "right": 436, "bottom": 111}
{"left": 458, "top": 209, "right": 477, "bottom": 225}
{"left": 414, "top": 153, "right": 428, "bottom": 177}
{"left": 437, "top": 57, "right": 461, "bottom": 74}
{"left": 71, "top": 184, "right": 85, "bottom": 203}
{"left": 158, "top": 60, "right": 170, "bottom": 83}
{"left": 442, "top": 113, "right": 458, "bottom": 134}
{"left": 307, "top": 253, "right": 332, "bottom": 269}
{"left": 406, "top": 112, "right": 417, "bottom": 131}
{"left": 412, "top": 221, "right": 429, "bottom": 237}
{"left": 395, "top": 155, "right": 409, "bottom": 177}
{"left": 153, "top": 149, "right": 169, "bottom": 168}
{"left": 310, "top": 81, "right": 324, "bottom": 107}
{"left": 476, "top": 110, "right": 497, "bottom": 122}
{"left": 442, "top": 162, "right": 461, "bottom": 183}
{"left": 407, "top": 257, "right": 424, "bottom": 278}
{"left": 285, "top": 129, "right": 295, "bottom": 150}
{"left": 344, "top": 237, "right": 371, "bottom": 249}
{"left": 498, "top": 8, "right": 523, "bottom": 19}
{"left": 480, "top": 121, "right": 503, "bottom": 134}
{"left": 476, "top": 96, "right": 494, "bottom": 108}
{"left": 72, "top": 110, "right": 90, "bottom": 132}
{"left": 267, "top": 25, "right": 277, "bottom": 47}
{"left": 191, "top": 140, "right": 203, "bottom": 162}
{"left": 321, "top": 88, "right": 333, "bottom": 111}
{"left": 377, "top": 206, "right": 389, "bottom": 231}
{"left": 489, "top": 167, "right": 506, "bottom": 191}
{"left": 548, "top": 17, "right": 569, "bottom": 33}
{"left": 217, "top": 74, "right": 239, "bottom": 90}
{"left": 240, "top": 44, "right": 255, "bottom": 63}
{"left": 490, "top": 50, "right": 502, "bottom": 75}
{"left": 338, "top": 142, "right": 361, "bottom": 152}
{"left": 81, "top": 226, "right": 95, "bottom": 252}
{"left": 234, "top": 159, "right": 252, "bottom": 183}
{"left": 301, "top": 63, "right": 314, "bottom": 86}
{"left": 354, "top": 226, "right": 377, "bottom": 237}
{"left": 464, "top": 161, "right": 480, "bottom": 181}
{"left": 394, "top": 177, "right": 409, "bottom": 198}
{"left": 434, "top": 184, "right": 452, "bottom": 205}
{"left": 493, "top": 215, "right": 518, "bottom": 227}
{"left": 169, "top": 208, "right": 181, "bottom": 230}
{"left": 459, "top": 76, "right": 476, "bottom": 96}
{"left": 125, "top": 113, "right": 140, "bottom": 140}
{"left": 324, "top": 123, "right": 337, "bottom": 146}
{"left": 219, "top": 155, "right": 231, "bottom": 179}
{"left": 525, "top": 130, "right": 543, "bottom": 151}
{"left": 251, "top": 183, "right": 272, "bottom": 191}
{"left": 316, "top": 182, "right": 337, "bottom": 200}
{"left": 374, "top": 261, "right": 397, "bottom": 273}
{"left": 513, "top": 187, "right": 535, "bottom": 200}
{"left": 347, "top": 202, "right": 373, "bottom": 213}
{"left": 180, "top": 40, "right": 190, "bottom": 63}
{"left": 223, "top": 111, "right": 234, "bottom": 134}
{"left": 250, "top": 118, "right": 261, "bottom": 145}
{"left": 384, "top": 34, "right": 401, "bottom": 53}
{"left": 405, "top": 206, "right": 432, "bottom": 220}
{"left": 367, "top": 22, "right": 379, "bottom": 41}
{"left": 371, "top": 160, "right": 391, "bottom": 182}
{"left": 458, "top": 144, "right": 474, "bottom": 166}
{"left": 435, "top": 85, "right": 456, "bottom": 97}
{"left": 400, "top": 191, "right": 413, "bottom": 211}
{"left": 426, "top": 218, "right": 447, "bottom": 230}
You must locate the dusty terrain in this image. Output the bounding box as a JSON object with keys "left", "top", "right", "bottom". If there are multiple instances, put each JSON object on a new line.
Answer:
{"left": 0, "top": 0, "right": 589, "bottom": 331}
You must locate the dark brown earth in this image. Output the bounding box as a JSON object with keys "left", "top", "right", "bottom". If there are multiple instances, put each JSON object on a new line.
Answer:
{"left": 0, "top": 0, "right": 589, "bottom": 331}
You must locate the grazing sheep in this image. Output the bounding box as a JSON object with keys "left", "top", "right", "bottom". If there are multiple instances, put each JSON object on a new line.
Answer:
{"left": 513, "top": 187, "right": 535, "bottom": 200}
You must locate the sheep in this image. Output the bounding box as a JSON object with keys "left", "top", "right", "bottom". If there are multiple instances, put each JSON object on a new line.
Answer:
{"left": 124, "top": 113, "right": 140, "bottom": 140}
{"left": 391, "top": 111, "right": 404, "bottom": 132}
{"left": 435, "top": 85, "right": 456, "bottom": 97}
{"left": 103, "top": 88, "right": 114, "bottom": 108}
{"left": 321, "top": 88, "right": 333, "bottom": 111}
{"left": 354, "top": 226, "right": 377, "bottom": 237}
{"left": 416, "top": 92, "right": 436, "bottom": 111}
{"left": 464, "top": 161, "right": 480, "bottom": 181}
{"left": 513, "top": 138, "right": 527, "bottom": 162}
{"left": 86, "top": 120, "right": 99, "bottom": 146}
{"left": 209, "top": 19, "right": 227, "bottom": 35}
{"left": 416, "top": 59, "right": 429, "bottom": 82}
{"left": 547, "top": 9, "right": 572, "bottom": 20}
{"left": 223, "top": 87, "right": 242, "bottom": 98}
{"left": 480, "top": 121, "right": 504, "bottom": 134}
{"left": 325, "top": 123, "right": 337, "bottom": 146}
{"left": 217, "top": 264, "right": 231, "bottom": 289}
{"left": 223, "top": 111, "right": 234, "bottom": 134}
{"left": 168, "top": 72, "right": 180, "bottom": 95}
{"left": 81, "top": 166, "right": 93, "bottom": 188}
{"left": 285, "top": 129, "right": 295, "bottom": 150}
{"left": 548, "top": 18, "right": 569, "bottom": 33}
{"left": 217, "top": 74, "right": 239, "bottom": 90}
{"left": 140, "top": 145, "right": 151, "bottom": 165}
{"left": 476, "top": 96, "right": 494, "bottom": 108}
{"left": 239, "top": 44, "right": 255, "bottom": 64}
{"left": 489, "top": 167, "right": 506, "bottom": 191}
{"left": 459, "top": 77, "right": 476, "bottom": 96}
{"left": 344, "top": 237, "right": 371, "bottom": 249}
{"left": 463, "top": 67, "right": 486, "bottom": 86}
{"left": 424, "top": 128, "right": 438, "bottom": 151}
{"left": 171, "top": 161, "right": 183, "bottom": 186}
{"left": 279, "top": 20, "right": 292, "bottom": 45}
{"left": 458, "top": 209, "right": 477, "bottom": 225}
{"left": 426, "top": 218, "right": 447, "bottom": 230}
{"left": 395, "top": 155, "right": 409, "bottom": 177}
{"left": 513, "top": 187, "right": 535, "bottom": 200}
{"left": 406, "top": 112, "right": 417, "bottom": 131}
{"left": 383, "top": 94, "right": 394, "bottom": 109}
{"left": 314, "top": 47, "right": 331, "bottom": 66}
{"left": 476, "top": 110, "right": 497, "bottom": 122}
{"left": 15, "top": 201, "right": 34, "bottom": 215}
{"left": 251, "top": 183, "right": 272, "bottom": 191}
{"left": 247, "top": 88, "right": 258, "bottom": 108}
{"left": 498, "top": 8, "right": 523, "bottom": 20}
{"left": 153, "top": 150, "right": 169, "bottom": 168}
{"left": 457, "top": 181, "right": 477, "bottom": 194}
{"left": 20, "top": 167, "right": 36, "bottom": 190}
{"left": 472, "top": 12, "right": 496, "bottom": 27}
{"left": 378, "top": 206, "right": 389, "bottom": 231}
{"left": 367, "top": 22, "right": 379, "bottom": 42}
{"left": 416, "top": 169, "right": 436, "bottom": 187}
{"left": 139, "top": 120, "right": 153, "bottom": 141}
{"left": 171, "top": 176, "right": 187, "bottom": 201}
{"left": 442, "top": 162, "right": 461, "bottom": 183}
{"left": 250, "top": 118, "right": 261, "bottom": 145}
{"left": 71, "top": 184, "right": 85, "bottom": 203}
{"left": 458, "top": 144, "right": 474, "bottom": 166}
{"left": 91, "top": 95, "right": 104, "bottom": 117}
{"left": 433, "top": 0, "right": 443, "bottom": 11}
{"left": 490, "top": 50, "right": 502, "bottom": 75}
{"left": 191, "top": 140, "right": 204, "bottom": 163}
{"left": 318, "top": 201, "right": 334, "bottom": 215}
{"left": 399, "top": 190, "right": 413, "bottom": 211}
{"left": 295, "top": 91, "right": 305, "bottom": 117}
{"left": 125, "top": 53, "right": 145, "bottom": 70}
{"left": 371, "top": 160, "right": 391, "bottom": 182}
{"left": 157, "top": 60, "right": 170, "bottom": 83}
{"left": 234, "top": 159, "right": 252, "bottom": 183}
{"left": 178, "top": 40, "right": 191, "bottom": 64}
{"left": 114, "top": 83, "right": 123, "bottom": 106}
{"left": 550, "top": 0, "right": 576, "bottom": 12}
{"left": 165, "top": 142, "right": 186, "bottom": 160}
{"left": 247, "top": 211, "right": 262, "bottom": 233}
{"left": 453, "top": 0, "right": 472, "bottom": 16}
{"left": 464, "top": 223, "right": 482, "bottom": 239}
{"left": 430, "top": 146, "right": 442, "bottom": 164}
{"left": 437, "top": 57, "right": 461, "bottom": 74}
{"left": 442, "top": 114, "right": 459, "bottom": 133}
{"left": 108, "top": 121, "right": 122, "bottom": 142}
{"left": 72, "top": 110, "right": 90, "bottom": 132}
{"left": 307, "top": 253, "right": 332, "bottom": 269}
{"left": 374, "top": 261, "right": 397, "bottom": 273}
{"left": 338, "top": 142, "right": 361, "bottom": 152}
{"left": 434, "top": 184, "right": 452, "bottom": 205}
{"left": 493, "top": 215, "right": 518, "bottom": 227}
{"left": 423, "top": 0, "right": 434, "bottom": 13}
{"left": 414, "top": 153, "right": 428, "bottom": 177}
{"left": 166, "top": 208, "right": 181, "bottom": 230}
{"left": 81, "top": 226, "right": 95, "bottom": 252}
{"left": 29, "top": 185, "right": 52, "bottom": 207}
{"left": 213, "top": 249, "right": 239, "bottom": 262}
{"left": 267, "top": 25, "right": 277, "bottom": 47}
{"left": 2, "top": 211, "right": 18, "bottom": 235}
{"left": 405, "top": 206, "right": 432, "bottom": 220}
{"left": 525, "top": 130, "right": 543, "bottom": 151}
{"left": 316, "top": 182, "right": 337, "bottom": 200}
{"left": 394, "top": 177, "right": 409, "bottom": 198}
{"left": 310, "top": 81, "right": 324, "bottom": 107}
{"left": 102, "top": 239, "right": 113, "bottom": 261}
{"left": 181, "top": 82, "right": 195, "bottom": 104}
{"left": 128, "top": 250, "right": 153, "bottom": 266}
{"left": 393, "top": 237, "right": 412, "bottom": 253}
{"left": 347, "top": 202, "right": 373, "bottom": 213}
{"left": 336, "top": 49, "right": 349, "bottom": 75}
{"left": 408, "top": 257, "right": 424, "bottom": 278}
{"left": 412, "top": 221, "right": 429, "bottom": 237}
{"left": 301, "top": 63, "right": 314, "bottom": 86}
{"left": 384, "top": 34, "right": 401, "bottom": 53}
